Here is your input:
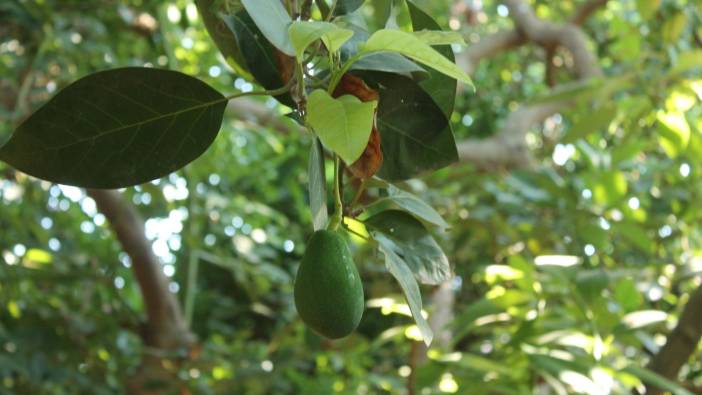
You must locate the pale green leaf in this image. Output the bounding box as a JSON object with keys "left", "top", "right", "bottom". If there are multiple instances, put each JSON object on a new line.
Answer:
{"left": 413, "top": 29, "right": 466, "bottom": 46}
{"left": 308, "top": 138, "right": 328, "bottom": 231}
{"left": 241, "top": 0, "right": 295, "bottom": 56}
{"left": 306, "top": 89, "right": 377, "bottom": 164}
{"left": 361, "top": 29, "right": 473, "bottom": 88}
{"left": 289, "top": 21, "right": 354, "bottom": 60}
{"left": 375, "top": 233, "right": 433, "bottom": 345}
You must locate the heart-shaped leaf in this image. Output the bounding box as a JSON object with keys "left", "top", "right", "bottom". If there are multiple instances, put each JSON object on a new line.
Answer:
{"left": 289, "top": 21, "right": 354, "bottom": 60}
{"left": 306, "top": 89, "right": 377, "bottom": 164}
{"left": 0, "top": 67, "right": 226, "bottom": 188}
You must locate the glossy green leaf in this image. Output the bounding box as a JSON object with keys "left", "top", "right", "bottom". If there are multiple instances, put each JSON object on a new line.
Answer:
{"left": 357, "top": 71, "right": 458, "bottom": 180}
{"left": 195, "top": 0, "right": 253, "bottom": 79}
{"left": 361, "top": 29, "right": 473, "bottom": 88}
{"left": 408, "top": 1, "right": 457, "bottom": 117}
{"left": 306, "top": 89, "right": 377, "bottom": 164}
{"left": 0, "top": 67, "right": 226, "bottom": 188}
{"left": 413, "top": 30, "right": 465, "bottom": 46}
{"left": 288, "top": 21, "right": 354, "bottom": 60}
{"left": 367, "top": 185, "right": 449, "bottom": 229}
{"left": 349, "top": 53, "right": 427, "bottom": 78}
{"left": 308, "top": 138, "right": 328, "bottom": 231}
{"left": 365, "top": 210, "right": 451, "bottom": 284}
{"left": 375, "top": 233, "right": 433, "bottom": 345}
{"left": 241, "top": 0, "right": 295, "bottom": 56}
{"left": 222, "top": 11, "right": 294, "bottom": 107}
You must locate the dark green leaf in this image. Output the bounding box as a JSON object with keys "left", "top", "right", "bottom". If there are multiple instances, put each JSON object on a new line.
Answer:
{"left": 0, "top": 67, "right": 226, "bottom": 188}
{"left": 349, "top": 53, "right": 428, "bottom": 79}
{"left": 334, "top": 0, "right": 366, "bottom": 15}
{"left": 375, "top": 233, "right": 433, "bottom": 345}
{"left": 407, "top": 1, "right": 457, "bottom": 117}
{"left": 308, "top": 138, "right": 328, "bottom": 231}
{"left": 365, "top": 210, "right": 451, "bottom": 284}
{"left": 367, "top": 185, "right": 449, "bottom": 229}
{"left": 357, "top": 71, "right": 458, "bottom": 180}
{"left": 241, "top": 0, "right": 295, "bottom": 56}
{"left": 222, "top": 11, "right": 295, "bottom": 107}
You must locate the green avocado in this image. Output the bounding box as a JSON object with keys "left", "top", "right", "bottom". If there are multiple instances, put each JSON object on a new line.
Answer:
{"left": 294, "top": 230, "right": 364, "bottom": 339}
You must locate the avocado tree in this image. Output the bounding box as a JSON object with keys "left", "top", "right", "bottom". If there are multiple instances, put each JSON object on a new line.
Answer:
{"left": 1, "top": 0, "right": 702, "bottom": 394}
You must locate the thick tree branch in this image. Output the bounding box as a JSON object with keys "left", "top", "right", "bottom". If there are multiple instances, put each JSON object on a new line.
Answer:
{"left": 570, "top": 0, "right": 609, "bottom": 25}
{"left": 226, "top": 98, "right": 303, "bottom": 134}
{"left": 88, "top": 189, "right": 194, "bottom": 394}
{"left": 646, "top": 281, "right": 702, "bottom": 395}
{"left": 457, "top": 30, "right": 526, "bottom": 75}
{"left": 456, "top": 0, "right": 603, "bottom": 169}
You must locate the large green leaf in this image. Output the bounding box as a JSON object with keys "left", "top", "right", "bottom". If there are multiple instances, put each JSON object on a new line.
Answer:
{"left": 407, "top": 1, "right": 458, "bottom": 117}
{"left": 288, "top": 21, "right": 354, "bottom": 60}
{"left": 241, "top": 0, "right": 295, "bottom": 56}
{"left": 365, "top": 210, "right": 451, "bottom": 284}
{"left": 361, "top": 29, "right": 473, "bottom": 88}
{"left": 375, "top": 234, "right": 433, "bottom": 345}
{"left": 349, "top": 52, "right": 427, "bottom": 78}
{"left": 195, "top": 0, "right": 252, "bottom": 79}
{"left": 308, "top": 138, "right": 328, "bottom": 231}
{"left": 357, "top": 71, "right": 458, "bottom": 180}
{"left": 306, "top": 89, "right": 377, "bottom": 164}
{"left": 222, "top": 11, "right": 294, "bottom": 107}
{"left": 366, "top": 185, "right": 449, "bottom": 229}
{"left": 0, "top": 67, "right": 226, "bottom": 188}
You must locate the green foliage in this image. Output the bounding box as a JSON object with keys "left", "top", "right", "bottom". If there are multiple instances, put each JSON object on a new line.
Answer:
{"left": 1, "top": 0, "right": 702, "bottom": 394}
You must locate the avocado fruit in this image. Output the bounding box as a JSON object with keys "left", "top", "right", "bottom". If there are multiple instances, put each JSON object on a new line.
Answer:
{"left": 294, "top": 230, "right": 364, "bottom": 339}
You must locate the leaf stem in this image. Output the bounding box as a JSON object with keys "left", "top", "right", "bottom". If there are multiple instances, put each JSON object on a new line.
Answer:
{"left": 224, "top": 78, "right": 294, "bottom": 101}
{"left": 327, "top": 53, "right": 363, "bottom": 93}
{"left": 348, "top": 178, "right": 367, "bottom": 210}
{"left": 328, "top": 154, "right": 343, "bottom": 230}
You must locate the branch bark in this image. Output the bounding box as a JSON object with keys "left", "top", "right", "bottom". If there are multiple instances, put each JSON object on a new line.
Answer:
{"left": 646, "top": 281, "right": 702, "bottom": 395}
{"left": 455, "top": 0, "right": 604, "bottom": 169}
{"left": 88, "top": 189, "right": 195, "bottom": 394}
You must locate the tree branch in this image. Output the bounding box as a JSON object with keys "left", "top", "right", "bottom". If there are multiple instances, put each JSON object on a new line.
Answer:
{"left": 88, "top": 189, "right": 194, "bottom": 394}
{"left": 646, "top": 281, "right": 702, "bottom": 395}
{"left": 456, "top": 0, "right": 603, "bottom": 168}
{"left": 570, "top": 0, "right": 609, "bottom": 25}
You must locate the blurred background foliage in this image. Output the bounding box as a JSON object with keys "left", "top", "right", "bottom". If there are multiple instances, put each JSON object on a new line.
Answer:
{"left": 1, "top": 0, "right": 702, "bottom": 394}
